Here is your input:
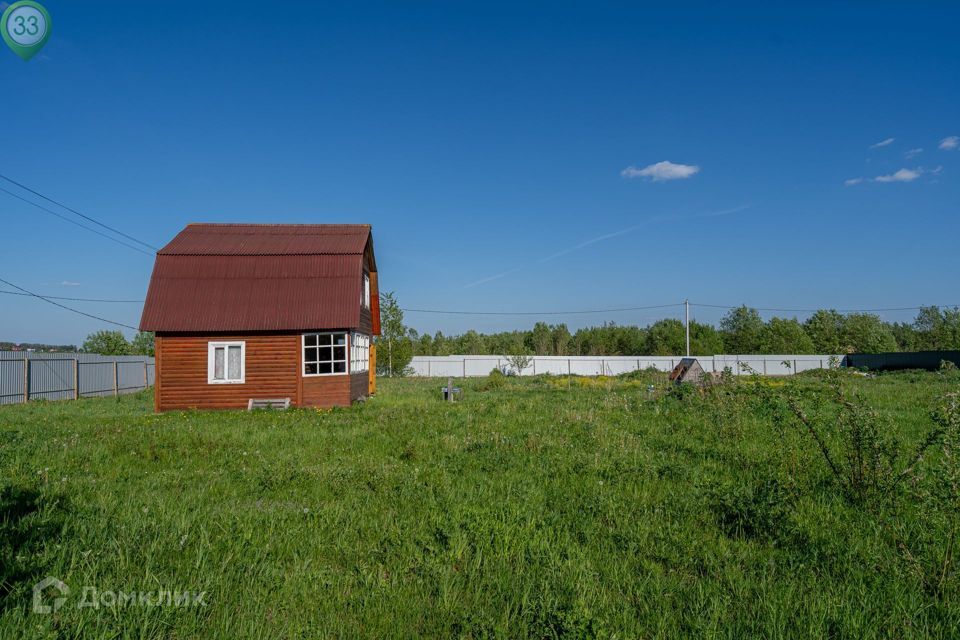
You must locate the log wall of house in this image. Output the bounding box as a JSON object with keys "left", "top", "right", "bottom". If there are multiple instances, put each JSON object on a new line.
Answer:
{"left": 155, "top": 332, "right": 365, "bottom": 411}
{"left": 300, "top": 374, "right": 352, "bottom": 408}
{"left": 350, "top": 372, "right": 368, "bottom": 402}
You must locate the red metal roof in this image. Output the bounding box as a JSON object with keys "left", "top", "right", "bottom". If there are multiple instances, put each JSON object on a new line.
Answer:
{"left": 159, "top": 223, "right": 371, "bottom": 256}
{"left": 140, "top": 224, "right": 375, "bottom": 332}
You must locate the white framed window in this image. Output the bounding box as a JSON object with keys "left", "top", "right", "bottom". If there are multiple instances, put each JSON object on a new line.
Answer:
{"left": 351, "top": 333, "right": 370, "bottom": 373}
{"left": 303, "top": 332, "right": 348, "bottom": 376}
{"left": 362, "top": 274, "right": 371, "bottom": 309}
{"left": 208, "top": 341, "right": 245, "bottom": 384}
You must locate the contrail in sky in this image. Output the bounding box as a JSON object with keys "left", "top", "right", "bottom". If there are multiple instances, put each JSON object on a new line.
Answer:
{"left": 463, "top": 204, "right": 750, "bottom": 289}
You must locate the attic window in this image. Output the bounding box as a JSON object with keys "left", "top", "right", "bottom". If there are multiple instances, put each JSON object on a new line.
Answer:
{"left": 208, "top": 342, "right": 245, "bottom": 384}
{"left": 303, "top": 333, "right": 347, "bottom": 376}
{"left": 362, "top": 274, "right": 370, "bottom": 309}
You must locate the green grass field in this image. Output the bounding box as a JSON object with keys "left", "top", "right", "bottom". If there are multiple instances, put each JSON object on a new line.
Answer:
{"left": 1, "top": 370, "right": 958, "bottom": 638}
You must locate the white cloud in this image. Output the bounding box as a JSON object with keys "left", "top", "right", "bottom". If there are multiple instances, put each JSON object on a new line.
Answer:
{"left": 939, "top": 136, "right": 959, "bottom": 150}
{"left": 621, "top": 161, "right": 700, "bottom": 182}
{"left": 905, "top": 148, "right": 923, "bottom": 159}
{"left": 60, "top": 281, "right": 81, "bottom": 287}
{"left": 874, "top": 168, "right": 921, "bottom": 183}
{"left": 847, "top": 166, "right": 938, "bottom": 185}
{"left": 870, "top": 137, "right": 895, "bottom": 149}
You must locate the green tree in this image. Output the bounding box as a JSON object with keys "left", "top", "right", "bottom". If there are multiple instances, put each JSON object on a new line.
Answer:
{"left": 761, "top": 317, "right": 815, "bottom": 354}
{"left": 529, "top": 322, "right": 553, "bottom": 355}
{"left": 803, "top": 310, "right": 845, "bottom": 353}
{"left": 890, "top": 322, "right": 918, "bottom": 352}
{"left": 645, "top": 319, "right": 723, "bottom": 355}
{"left": 551, "top": 324, "right": 571, "bottom": 356}
{"left": 459, "top": 330, "right": 487, "bottom": 355}
{"left": 839, "top": 313, "right": 898, "bottom": 353}
{"left": 416, "top": 332, "right": 434, "bottom": 356}
{"left": 913, "top": 306, "right": 960, "bottom": 350}
{"left": 646, "top": 319, "right": 685, "bottom": 356}
{"left": 504, "top": 342, "right": 533, "bottom": 375}
{"left": 432, "top": 331, "right": 451, "bottom": 356}
{"left": 720, "top": 306, "right": 765, "bottom": 354}
{"left": 82, "top": 330, "right": 131, "bottom": 356}
{"left": 375, "top": 292, "right": 413, "bottom": 376}
{"left": 130, "top": 331, "right": 155, "bottom": 357}
{"left": 571, "top": 322, "right": 647, "bottom": 356}
{"left": 690, "top": 321, "right": 724, "bottom": 355}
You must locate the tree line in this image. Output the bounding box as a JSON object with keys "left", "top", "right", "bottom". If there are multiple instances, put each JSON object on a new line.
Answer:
{"left": 80, "top": 330, "right": 155, "bottom": 356}
{"left": 403, "top": 305, "right": 960, "bottom": 358}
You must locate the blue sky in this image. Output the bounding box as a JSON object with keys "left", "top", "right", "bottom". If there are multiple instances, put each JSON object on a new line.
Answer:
{"left": 1, "top": 1, "right": 958, "bottom": 345}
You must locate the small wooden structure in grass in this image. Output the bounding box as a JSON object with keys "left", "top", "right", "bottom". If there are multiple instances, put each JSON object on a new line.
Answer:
{"left": 669, "top": 358, "right": 706, "bottom": 385}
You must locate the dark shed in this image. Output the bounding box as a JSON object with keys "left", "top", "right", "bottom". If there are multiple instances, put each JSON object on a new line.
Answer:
{"left": 669, "top": 358, "right": 706, "bottom": 385}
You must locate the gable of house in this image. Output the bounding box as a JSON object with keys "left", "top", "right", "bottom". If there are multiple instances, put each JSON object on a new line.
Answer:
{"left": 140, "top": 224, "right": 377, "bottom": 333}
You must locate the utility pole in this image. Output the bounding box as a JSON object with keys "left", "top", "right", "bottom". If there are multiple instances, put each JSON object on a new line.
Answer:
{"left": 684, "top": 299, "right": 690, "bottom": 357}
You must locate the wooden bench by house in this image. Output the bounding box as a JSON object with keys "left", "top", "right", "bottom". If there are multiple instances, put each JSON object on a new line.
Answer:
{"left": 247, "top": 398, "right": 291, "bottom": 410}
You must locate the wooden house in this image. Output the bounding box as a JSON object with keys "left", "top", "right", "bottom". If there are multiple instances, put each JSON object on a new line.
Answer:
{"left": 140, "top": 224, "right": 380, "bottom": 411}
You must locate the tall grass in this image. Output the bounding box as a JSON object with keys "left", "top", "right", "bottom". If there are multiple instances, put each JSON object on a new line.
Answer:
{"left": 0, "top": 370, "right": 957, "bottom": 638}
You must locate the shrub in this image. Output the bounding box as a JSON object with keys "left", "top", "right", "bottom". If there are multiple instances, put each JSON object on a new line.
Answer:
{"left": 483, "top": 368, "right": 507, "bottom": 391}
{"left": 504, "top": 349, "right": 533, "bottom": 376}
{"left": 774, "top": 382, "right": 957, "bottom": 510}
{"left": 708, "top": 477, "right": 790, "bottom": 541}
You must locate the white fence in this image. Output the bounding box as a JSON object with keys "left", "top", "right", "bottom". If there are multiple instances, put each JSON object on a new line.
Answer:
{"left": 409, "top": 355, "right": 842, "bottom": 378}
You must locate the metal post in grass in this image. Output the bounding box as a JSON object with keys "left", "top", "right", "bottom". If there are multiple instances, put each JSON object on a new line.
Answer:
{"left": 447, "top": 376, "right": 453, "bottom": 403}
{"left": 23, "top": 357, "right": 29, "bottom": 403}
{"left": 74, "top": 359, "right": 80, "bottom": 400}
{"left": 113, "top": 362, "right": 119, "bottom": 396}
{"left": 143, "top": 361, "right": 148, "bottom": 390}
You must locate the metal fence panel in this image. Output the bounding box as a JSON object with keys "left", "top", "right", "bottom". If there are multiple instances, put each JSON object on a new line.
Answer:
{"left": 0, "top": 351, "right": 155, "bottom": 405}
{"left": 408, "top": 355, "right": 841, "bottom": 378}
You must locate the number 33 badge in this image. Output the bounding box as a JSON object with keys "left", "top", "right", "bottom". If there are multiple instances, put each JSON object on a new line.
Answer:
{"left": 2, "top": 1, "right": 51, "bottom": 60}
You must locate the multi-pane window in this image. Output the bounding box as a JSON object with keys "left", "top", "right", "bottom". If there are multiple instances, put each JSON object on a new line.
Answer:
{"left": 208, "top": 342, "right": 245, "bottom": 383}
{"left": 303, "top": 333, "right": 347, "bottom": 375}
{"left": 351, "top": 333, "right": 370, "bottom": 373}
{"left": 362, "top": 274, "right": 371, "bottom": 309}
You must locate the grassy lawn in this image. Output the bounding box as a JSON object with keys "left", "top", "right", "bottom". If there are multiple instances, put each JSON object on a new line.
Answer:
{"left": 1, "top": 371, "right": 958, "bottom": 638}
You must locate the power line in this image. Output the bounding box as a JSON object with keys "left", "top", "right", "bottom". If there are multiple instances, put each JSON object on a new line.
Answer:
{"left": 0, "top": 186, "right": 154, "bottom": 257}
{"left": 1, "top": 289, "right": 682, "bottom": 314}
{"left": 0, "top": 277, "right": 139, "bottom": 331}
{"left": 692, "top": 302, "right": 959, "bottom": 314}
{"left": 0, "top": 172, "right": 159, "bottom": 251}
{"left": 0, "top": 290, "right": 143, "bottom": 303}
{"left": 401, "top": 303, "right": 685, "bottom": 316}
{"left": 1, "top": 287, "right": 954, "bottom": 317}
